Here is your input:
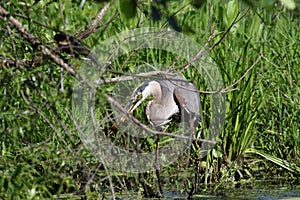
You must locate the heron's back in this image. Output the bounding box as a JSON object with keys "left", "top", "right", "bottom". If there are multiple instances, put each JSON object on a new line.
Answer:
{"left": 159, "top": 75, "right": 200, "bottom": 114}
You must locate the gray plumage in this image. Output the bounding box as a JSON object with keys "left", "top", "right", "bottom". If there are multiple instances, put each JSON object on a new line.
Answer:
{"left": 128, "top": 75, "right": 200, "bottom": 129}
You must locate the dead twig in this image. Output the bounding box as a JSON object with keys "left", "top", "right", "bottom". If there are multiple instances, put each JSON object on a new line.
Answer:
{"left": 65, "top": 108, "right": 116, "bottom": 199}
{"left": 20, "top": 90, "right": 71, "bottom": 151}
{"left": 171, "top": 9, "right": 249, "bottom": 73}
{"left": 222, "top": 55, "right": 262, "bottom": 92}
{"left": 77, "top": 3, "right": 111, "bottom": 40}
{"left": 105, "top": 94, "right": 216, "bottom": 144}
{"left": 0, "top": 6, "right": 77, "bottom": 77}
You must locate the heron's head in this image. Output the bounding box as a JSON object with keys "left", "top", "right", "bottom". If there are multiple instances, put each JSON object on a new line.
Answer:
{"left": 128, "top": 81, "right": 161, "bottom": 113}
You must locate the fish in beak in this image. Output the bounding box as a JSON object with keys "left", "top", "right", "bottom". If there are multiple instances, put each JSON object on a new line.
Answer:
{"left": 128, "top": 91, "right": 144, "bottom": 113}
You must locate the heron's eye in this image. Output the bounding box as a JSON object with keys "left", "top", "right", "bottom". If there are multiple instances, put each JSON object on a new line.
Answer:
{"left": 136, "top": 93, "right": 142, "bottom": 100}
{"left": 130, "top": 96, "right": 137, "bottom": 103}
{"left": 130, "top": 92, "right": 141, "bottom": 103}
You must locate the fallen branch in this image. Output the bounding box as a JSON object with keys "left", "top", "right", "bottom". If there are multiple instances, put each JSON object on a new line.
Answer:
{"left": 105, "top": 93, "right": 217, "bottom": 144}
{"left": 0, "top": 6, "right": 77, "bottom": 76}
{"left": 77, "top": 3, "right": 111, "bottom": 40}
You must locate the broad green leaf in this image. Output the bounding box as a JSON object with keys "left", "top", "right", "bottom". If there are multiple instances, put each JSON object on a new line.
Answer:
{"left": 260, "top": 0, "right": 275, "bottom": 9}
{"left": 280, "top": 0, "right": 296, "bottom": 9}
{"left": 119, "top": 0, "right": 137, "bottom": 19}
{"left": 191, "top": 0, "right": 206, "bottom": 8}
{"left": 226, "top": 0, "right": 238, "bottom": 25}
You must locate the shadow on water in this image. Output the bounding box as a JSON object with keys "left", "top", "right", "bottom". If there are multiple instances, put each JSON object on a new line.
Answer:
{"left": 116, "top": 180, "right": 300, "bottom": 200}
{"left": 192, "top": 180, "right": 300, "bottom": 200}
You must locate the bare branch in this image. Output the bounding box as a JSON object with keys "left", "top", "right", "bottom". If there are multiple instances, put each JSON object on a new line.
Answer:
{"left": 105, "top": 94, "right": 216, "bottom": 144}
{"left": 0, "top": 55, "right": 45, "bottom": 68}
{"left": 65, "top": 108, "right": 116, "bottom": 199}
{"left": 77, "top": 3, "right": 111, "bottom": 40}
{"left": 0, "top": 6, "right": 77, "bottom": 76}
{"left": 20, "top": 89, "right": 72, "bottom": 151}
{"left": 94, "top": 70, "right": 174, "bottom": 84}
{"left": 222, "top": 55, "right": 262, "bottom": 92}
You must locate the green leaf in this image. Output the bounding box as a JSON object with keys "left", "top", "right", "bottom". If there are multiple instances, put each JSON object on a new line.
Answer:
{"left": 119, "top": 0, "right": 137, "bottom": 19}
{"left": 226, "top": 0, "right": 238, "bottom": 25}
{"left": 246, "top": 149, "right": 300, "bottom": 174}
{"left": 191, "top": 0, "right": 206, "bottom": 8}
{"left": 260, "top": 0, "right": 275, "bottom": 9}
{"left": 280, "top": 0, "right": 296, "bottom": 10}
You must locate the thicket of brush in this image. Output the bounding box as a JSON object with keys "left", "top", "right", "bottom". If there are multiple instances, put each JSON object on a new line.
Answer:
{"left": 1, "top": 0, "right": 299, "bottom": 198}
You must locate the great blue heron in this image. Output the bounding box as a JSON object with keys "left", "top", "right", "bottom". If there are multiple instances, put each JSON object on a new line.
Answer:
{"left": 127, "top": 74, "right": 200, "bottom": 197}
{"left": 128, "top": 74, "right": 201, "bottom": 130}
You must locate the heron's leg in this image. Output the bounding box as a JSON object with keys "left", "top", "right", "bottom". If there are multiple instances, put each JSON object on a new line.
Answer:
{"left": 155, "top": 128, "right": 163, "bottom": 196}
{"left": 138, "top": 172, "right": 158, "bottom": 198}
{"left": 189, "top": 117, "right": 201, "bottom": 193}
{"left": 189, "top": 119, "right": 198, "bottom": 149}
{"left": 137, "top": 134, "right": 162, "bottom": 198}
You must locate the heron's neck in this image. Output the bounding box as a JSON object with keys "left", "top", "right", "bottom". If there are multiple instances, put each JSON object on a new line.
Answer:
{"left": 152, "top": 91, "right": 161, "bottom": 103}
{"left": 149, "top": 81, "right": 162, "bottom": 102}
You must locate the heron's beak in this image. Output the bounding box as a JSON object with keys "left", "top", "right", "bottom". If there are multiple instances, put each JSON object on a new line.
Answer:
{"left": 128, "top": 98, "right": 144, "bottom": 113}
{"left": 127, "top": 92, "right": 145, "bottom": 113}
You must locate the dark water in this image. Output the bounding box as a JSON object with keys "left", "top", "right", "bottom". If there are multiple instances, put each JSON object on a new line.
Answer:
{"left": 111, "top": 181, "right": 300, "bottom": 199}
{"left": 187, "top": 182, "right": 300, "bottom": 200}
{"left": 214, "top": 185, "right": 300, "bottom": 200}
{"left": 163, "top": 181, "right": 300, "bottom": 200}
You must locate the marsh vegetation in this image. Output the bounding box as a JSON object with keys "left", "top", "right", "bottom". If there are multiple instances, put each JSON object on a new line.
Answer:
{"left": 0, "top": 0, "right": 299, "bottom": 198}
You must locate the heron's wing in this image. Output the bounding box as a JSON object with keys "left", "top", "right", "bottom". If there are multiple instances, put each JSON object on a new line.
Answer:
{"left": 173, "top": 86, "right": 201, "bottom": 126}
{"left": 173, "top": 88, "right": 188, "bottom": 113}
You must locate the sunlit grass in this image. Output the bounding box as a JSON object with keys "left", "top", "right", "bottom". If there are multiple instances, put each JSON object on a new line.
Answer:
{"left": 0, "top": 0, "right": 299, "bottom": 198}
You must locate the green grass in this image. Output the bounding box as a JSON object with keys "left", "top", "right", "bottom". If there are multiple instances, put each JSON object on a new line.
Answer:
{"left": 0, "top": 0, "right": 300, "bottom": 198}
